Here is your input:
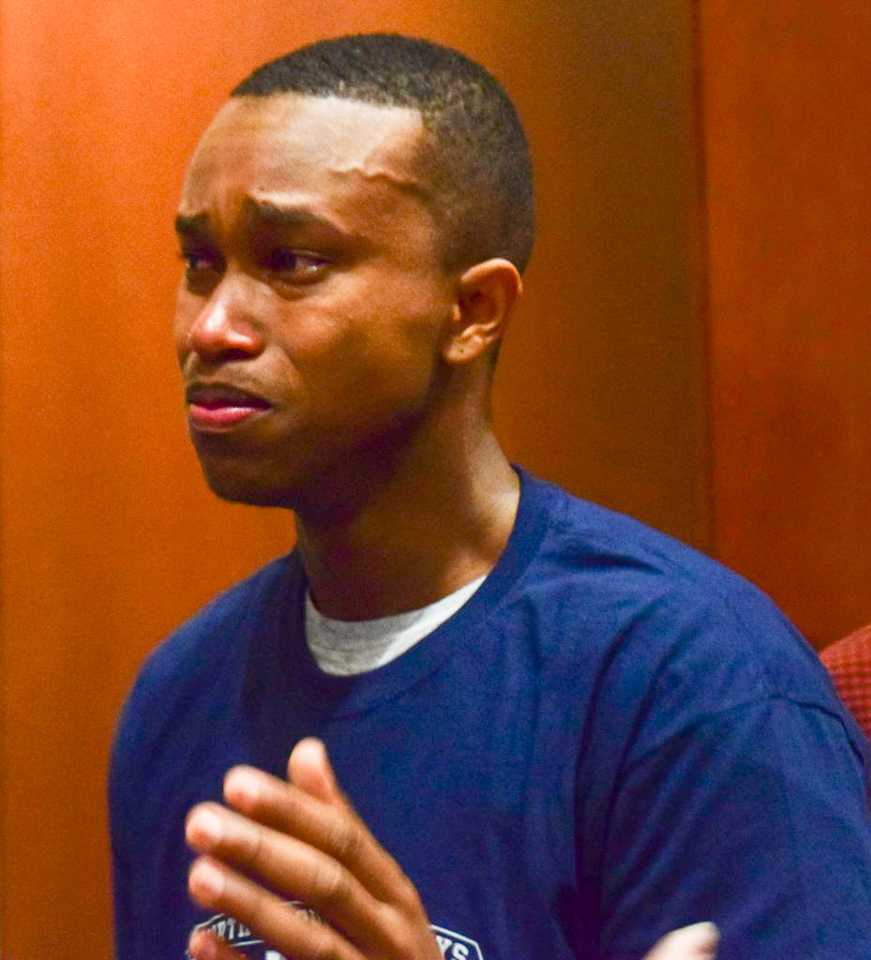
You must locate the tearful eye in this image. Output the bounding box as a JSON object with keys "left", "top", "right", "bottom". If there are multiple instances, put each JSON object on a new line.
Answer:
{"left": 264, "top": 248, "right": 327, "bottom": 280}
{"left": 179, "top": 249, "right": 223, "bottom": 294}
{"left": 180, "top": 250, "right": 221, "bottom": 275}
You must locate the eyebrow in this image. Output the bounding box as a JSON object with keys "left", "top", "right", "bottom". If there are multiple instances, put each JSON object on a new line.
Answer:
{"left": 173, "top": 200, "right": 361, "bottom": 244}
{"left": 248, "top": 200, "right": 328, "bottom": 229}
{"left": 243, "top": 198, "right": 361, "bottom": 244}
{"left": 174, "top": 212, "right": 210, "bottom": 237}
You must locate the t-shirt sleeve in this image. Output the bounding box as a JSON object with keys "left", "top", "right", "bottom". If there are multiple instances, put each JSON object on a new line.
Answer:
{"left": 597, "top": 696, "right": 871, "bottom": 960}
{"left": 109, "top": 676, "right": 149, "bottom": 960}
{"left": 110, "top": 818, "right": 138, "bottom": 960}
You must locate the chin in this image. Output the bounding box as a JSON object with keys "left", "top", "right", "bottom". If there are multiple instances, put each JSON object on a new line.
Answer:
{"left": 197, "top": 460, "right": 299, "bottom": 509}
{"left": 192, "top": 433, "right": 395, "bottom": 519}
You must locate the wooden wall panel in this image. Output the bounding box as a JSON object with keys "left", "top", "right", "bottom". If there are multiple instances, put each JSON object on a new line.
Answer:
{"left": 493, "top": 0, "right": 707, "bottom": 547}
{"left": 699, "top": 2, "right": 871, "bottom": 647}
{"left": 0, "top": 2, "right": 702, "bottom": 953}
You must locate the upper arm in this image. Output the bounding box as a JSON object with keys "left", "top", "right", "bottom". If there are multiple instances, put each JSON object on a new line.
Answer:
{"left": 598, "top": 698, "right": 871, "bottom": 959}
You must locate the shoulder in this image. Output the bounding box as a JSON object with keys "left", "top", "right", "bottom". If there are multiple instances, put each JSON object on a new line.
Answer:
{"left": 512, "top": 471, "right": 844, "bottom": 719}
{"left": 529, "top": 470, "right": 771, "bottom": 611}
{"left": 515, "top": 477, "right": 869, "bottom": 817}
{"left": 111, "top": 553, "right": 298, "bottom": 776}
{"left": 136, "top": 553, "right": 294, "bottom": 694}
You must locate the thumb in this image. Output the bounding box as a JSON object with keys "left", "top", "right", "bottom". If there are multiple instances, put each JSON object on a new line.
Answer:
{"left": 642, "top": 922, "right": 719, "bottom": 960}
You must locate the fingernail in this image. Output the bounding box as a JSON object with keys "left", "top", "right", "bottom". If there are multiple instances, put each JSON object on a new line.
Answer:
{"left": 305, "top": 739, "right": 334, "bottom": 779}
{"left": 188, "top": 930, "right": 215, "bottom": 960}
{"left": 679, "top": 922, "right": 720, "bottom": 954}
{"left": 189, "top": 859, "right": 225, "bottom": 900}
{"left": 225, "top": 768, "right": 260, "bottom": 807}
{"left": 187, "top": 807, "right": 224, "bottom": 846}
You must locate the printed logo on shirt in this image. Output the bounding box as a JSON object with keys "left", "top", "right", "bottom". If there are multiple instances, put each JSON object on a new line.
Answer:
{"left": 185, "top": 904, "right": 319, "bottom": 958}
{"left": 431, "top": 924, "right": 484, "bottom": 960}
{"left": 186, "top": 910, "right": 484, "bottom": 959}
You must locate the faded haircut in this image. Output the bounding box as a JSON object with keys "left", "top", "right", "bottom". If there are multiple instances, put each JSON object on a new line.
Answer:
{"left": 231, "top": 33, "right": 535, "bottom": 274}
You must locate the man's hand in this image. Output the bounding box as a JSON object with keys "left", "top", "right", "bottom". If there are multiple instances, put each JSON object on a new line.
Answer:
{"left": 185, "top": 738, "right": 442, "bottom": 960}
{"left": 185, "top": 738, "right": 718, "bottom": 960}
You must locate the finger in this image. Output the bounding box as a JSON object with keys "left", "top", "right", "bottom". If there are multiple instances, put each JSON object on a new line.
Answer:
{"left": 189, "top": 855, "right": 367, "bottom": 960}
{"left": 288, "top": 738, "right": 339, "bottom": 805}
{"left": 222, "top": 765, "right": 419, "bottom": 908}
{"left": 186, "top": 802, "right": 391, "bottom": 947}
{"left": 642, "top": 922, "right": 720, "bottom": 960}
{"left": 287, "top": 739, "right": 423, "bottom": 913}
{"left": 188, "top": 928, "right": 245, "bottom": 960}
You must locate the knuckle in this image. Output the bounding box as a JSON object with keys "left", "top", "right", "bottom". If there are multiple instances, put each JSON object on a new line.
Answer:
{"left": 237, "top": 821, "right": 265, "bottom": 872}
{"left": 312, "top": 858, "right": 352, "bottom": 905}
{"left": 307, "top": 923, "right": 340, "bottom": 960}
{"left": 393, "top": 875, "right": 424, "bottom": 915}
{"left": 328, "top": 816, "right": 363, "bottom": 865}
{"left": 243, "top": 888, "right": 270, "bottom": 938}
{"left": 379, "top": 916, "right": 418, "bottom": 958}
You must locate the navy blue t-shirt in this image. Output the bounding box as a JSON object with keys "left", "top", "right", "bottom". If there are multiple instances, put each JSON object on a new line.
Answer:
{"left": 110, "top": 469, "right": 871, "bottom": 959}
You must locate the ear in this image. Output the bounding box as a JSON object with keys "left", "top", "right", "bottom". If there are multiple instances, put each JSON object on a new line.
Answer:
{"left": 442, "top": 258, "right": 522, "bottom": 366}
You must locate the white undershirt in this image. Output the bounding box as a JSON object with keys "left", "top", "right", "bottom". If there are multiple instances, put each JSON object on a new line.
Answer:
{"left": 305, "top": 575, "right": 486, "bottom": 676}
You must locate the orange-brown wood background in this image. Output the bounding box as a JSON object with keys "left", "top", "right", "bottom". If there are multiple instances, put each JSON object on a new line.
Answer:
{"left": 0, "top": 0, "right": 866, "bottom": 955}
{"left": 699, "top": 0, "right": 871, "bottom": 647}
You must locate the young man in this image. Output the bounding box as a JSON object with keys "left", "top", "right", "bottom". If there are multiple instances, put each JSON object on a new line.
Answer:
{"left": 110, "top": 34, "right": 871, "bottom": 960}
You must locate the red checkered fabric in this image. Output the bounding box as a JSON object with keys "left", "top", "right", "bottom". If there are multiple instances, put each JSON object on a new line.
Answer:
{"left": 821, "top": 623, "right": 871, "bottom": 740}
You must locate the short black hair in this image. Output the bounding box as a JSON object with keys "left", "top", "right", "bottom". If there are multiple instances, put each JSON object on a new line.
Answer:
{"left": 232, "top": 34, "right": 534, "bottom": 274}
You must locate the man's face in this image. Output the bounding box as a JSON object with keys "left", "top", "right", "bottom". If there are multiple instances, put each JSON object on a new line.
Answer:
{"left": 174, "top": 94, "right": 456, "bottom": 508}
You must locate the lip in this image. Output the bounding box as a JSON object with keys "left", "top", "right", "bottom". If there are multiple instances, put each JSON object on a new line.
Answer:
{"left": 185, "top": 381, "right": 272, "bottom": 433}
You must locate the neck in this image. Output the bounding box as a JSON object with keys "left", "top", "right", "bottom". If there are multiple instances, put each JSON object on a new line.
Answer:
{"left": 295, "top": 415, "right": 519, "bottom": 621}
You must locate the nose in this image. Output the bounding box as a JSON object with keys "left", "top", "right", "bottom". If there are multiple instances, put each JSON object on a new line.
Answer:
{"left": 185, "top": 274, "right": 265, "bottom": 362}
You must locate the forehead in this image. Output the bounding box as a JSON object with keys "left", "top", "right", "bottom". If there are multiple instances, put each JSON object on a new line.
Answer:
{"left": 179, "top": 94, "right": 430, "bottom": 222}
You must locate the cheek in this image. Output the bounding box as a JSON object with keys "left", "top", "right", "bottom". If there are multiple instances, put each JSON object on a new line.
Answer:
{"left": 172, "top": 288, "right": 190, "bottom": 363}
{"left": 347, "top": 268, "right": 450, "bottom": 350}
{"left": 173, "top": 290, "right": 194, "bottom": 367}
{"left": 281, "top": 315, "right": 435, "bottom": 425}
